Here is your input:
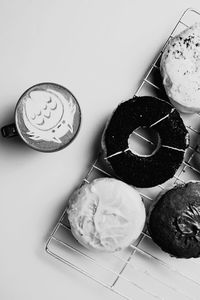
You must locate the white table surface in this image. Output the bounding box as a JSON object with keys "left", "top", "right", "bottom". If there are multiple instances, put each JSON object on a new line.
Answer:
{"left": 1, "top": 1, "right": 200, "bottom": 300}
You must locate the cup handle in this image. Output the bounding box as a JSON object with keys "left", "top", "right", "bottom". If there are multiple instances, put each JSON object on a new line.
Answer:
{"left": 1, "top": 123, "right": 18, "bottom": 138}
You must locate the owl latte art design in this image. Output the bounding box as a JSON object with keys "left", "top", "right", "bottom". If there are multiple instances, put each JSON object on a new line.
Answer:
{"left": 23, "top": 89, "right": 76, "bottom": 144}
{"left": 15, "top": 83, "right": 81, "bottom": 152}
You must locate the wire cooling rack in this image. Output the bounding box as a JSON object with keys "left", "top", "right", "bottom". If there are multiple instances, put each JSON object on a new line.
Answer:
{"left": 46, "top": 8, "right": 200, "bottom": 300}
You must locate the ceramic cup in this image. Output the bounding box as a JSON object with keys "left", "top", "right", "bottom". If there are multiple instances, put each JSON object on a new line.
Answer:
{"left": 1, "top": 82, "right": 81, "bottom": 152}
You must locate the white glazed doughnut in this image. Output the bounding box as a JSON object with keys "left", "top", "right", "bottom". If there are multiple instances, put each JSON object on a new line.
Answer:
{"left": 160, "top": 23, "right": 200, "bottom": 113}
{"left": 67, "top": 177, "right": 146, "bottom": 252}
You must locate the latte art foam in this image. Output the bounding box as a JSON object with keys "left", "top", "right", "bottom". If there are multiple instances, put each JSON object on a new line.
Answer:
{"left": 14, "top": 82, "right": 81, "bottom": 152}
{"left": 23, "top": 88, "right": 76, "bottom": 144}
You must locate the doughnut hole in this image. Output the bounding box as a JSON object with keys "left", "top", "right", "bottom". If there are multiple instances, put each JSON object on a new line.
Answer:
{"left": 128, "top": 126, "right": 161, "bottom": 157}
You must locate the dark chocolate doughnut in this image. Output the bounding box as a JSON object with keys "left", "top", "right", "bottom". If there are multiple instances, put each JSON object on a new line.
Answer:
{"left": 102, "top": 96, "right": 189, "bottom": 188}
{"left": 148, "top": 181, "right": 200, "bottom": 258}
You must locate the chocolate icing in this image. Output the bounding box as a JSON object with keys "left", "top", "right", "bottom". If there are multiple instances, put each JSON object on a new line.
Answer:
{"left": 102, "top": 96, "right": 189, "bottom": 187}
{"left": 176, "top": 205, "right": 200, "bottom": 240}
{"left": 148, "top": 181, "right": 200, "bottom": 258}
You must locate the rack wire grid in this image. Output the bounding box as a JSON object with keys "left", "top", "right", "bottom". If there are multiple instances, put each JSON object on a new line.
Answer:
{"left": 46, "top": 8, "right": 200, "bottom": 300}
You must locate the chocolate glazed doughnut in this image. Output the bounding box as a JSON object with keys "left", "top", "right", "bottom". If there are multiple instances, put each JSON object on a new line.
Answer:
{"left": 148, "top": 181, "right": 200, "bottom": 258}
{"left": 102, "top": 96, "right": 189, "bottom": 188}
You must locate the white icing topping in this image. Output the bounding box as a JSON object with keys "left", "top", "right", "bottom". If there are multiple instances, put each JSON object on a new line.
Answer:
{"left": 161, "top": 23, "right": 200, "bottom": 112}
{"left": 67, "top": 178, "right": 146, "bottom": 252}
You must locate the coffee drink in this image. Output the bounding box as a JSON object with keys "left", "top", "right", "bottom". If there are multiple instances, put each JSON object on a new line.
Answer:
{"left": 1, "top": 82, "right": 81, "bottom": 152}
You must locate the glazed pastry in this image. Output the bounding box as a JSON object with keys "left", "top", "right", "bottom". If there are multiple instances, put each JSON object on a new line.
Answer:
{"left": 148, "top": 181, "right": 200, "bottom": 258}
{"left": 160, "top": 23, "right": 200, "bottom": 113}
{"left": 67, "top": 177, "right": 146, "bottom": 252}
{"left": 102, "top": 96, "right": 189, "bottom": 188}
